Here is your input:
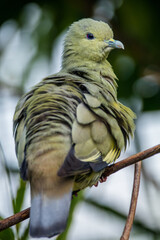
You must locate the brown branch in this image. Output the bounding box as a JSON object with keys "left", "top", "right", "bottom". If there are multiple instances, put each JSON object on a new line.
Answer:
{"left": 0, "top": 144, "right": 160, "bottom": 232}
{"left": 120, "top": 161, "right": 142, "bottom": 240}
{"left": 0, "top": 208, "right": 30, "bottom": 231}
{"left": 102, "top": 144, "right": 160, "bottom": 177}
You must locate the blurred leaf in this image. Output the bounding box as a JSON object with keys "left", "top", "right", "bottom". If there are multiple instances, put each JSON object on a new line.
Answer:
{"left": 85, "top": 198, "right": 160, "bottom": 236}
{"left": 14, "top": 179, "right": 26, "bottom": 214}
{"left": 0, "top": 225, "right": 14, "bottom": 240}
{"left": 0, "top": 143, "right": 16, "bottom": 216}
{"left": 56, "top": 191, "right": 84, "bottom": 240}
{"left": 13, "top": 179, "right": 26, "bottom": 235}
{"left": 20, "top": 225, "right": 29, "bottom": 240}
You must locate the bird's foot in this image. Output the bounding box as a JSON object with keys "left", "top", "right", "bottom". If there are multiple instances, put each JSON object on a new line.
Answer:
{"left": 94, "top": 176, "right": 107, "bottom": 187}
{"left": 94, "top": 182, "right": 99, "bottom": 187}
{"left": 99, "top": 175, "right": 107, "bottom": 183}
{"left": 72, "top": 190, "right": 79, "bottom": 198}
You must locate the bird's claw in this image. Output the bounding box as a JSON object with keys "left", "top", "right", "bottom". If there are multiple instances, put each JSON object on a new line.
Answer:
{"left": 94, "top": 176, "right": 107, "bottom": 187}
{"left": 94, "top": 182, "right": 99, "bottom": 187}
{"left": 72, "top": 190, "right": 79, "bottom": 198}
{"left": 100, "top": 176, "right": 107, "bottom": 183}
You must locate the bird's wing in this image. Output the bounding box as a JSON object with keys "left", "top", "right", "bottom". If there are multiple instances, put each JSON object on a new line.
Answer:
{"left": 58, "top": 75, "right": 135, "bottom": 178}
{"left": 58, "top": 86, "right": 124, "bottom": 177}
{"left": 13, "top": 76, "right": 80, "bottom": 180}
{"left": 13, "top": 92, "right": 32, "bottom": 180}
{"left": 13, "top": 74, "right": 135, "bottom": 180}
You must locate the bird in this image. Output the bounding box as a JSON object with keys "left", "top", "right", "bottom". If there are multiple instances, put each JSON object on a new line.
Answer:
{"left": 13, "top": 18, "right": 136, "bottom": 238}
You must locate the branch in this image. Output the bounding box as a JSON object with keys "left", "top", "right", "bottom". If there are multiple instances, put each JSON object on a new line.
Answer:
{"left": 0, "top": 208, "right": 30, "bottom": 231}
{"left": 120, "top": 161, "right": 142, "bottom": 240}
{"left": 102, "top": 144, "right": 160, "bottom": 177}
{"left": 0, "top": 144, "right": 160, "bottom": 232}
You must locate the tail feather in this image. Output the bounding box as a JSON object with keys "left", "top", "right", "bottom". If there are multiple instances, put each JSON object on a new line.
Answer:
{"left": 27, "top": 143, "right": 74, "bottom": 237}
{"left": 30, "top": 191, "right": 72, "bottom": 238}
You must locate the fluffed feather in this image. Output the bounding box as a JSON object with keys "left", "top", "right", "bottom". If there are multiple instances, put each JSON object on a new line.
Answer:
{"left": 13, "top": 18, "right": 136, "bottom": 238}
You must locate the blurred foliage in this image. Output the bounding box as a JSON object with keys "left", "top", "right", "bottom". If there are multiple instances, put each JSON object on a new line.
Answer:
{"left": 0, "top": 0, "right": 159, "bottom": 111}
{"left": 0, "top": 143, "right": 28, "bottom": 240}
{"left": 57, "top": 192, "right": 84, "bottom": 240}
{"left": 84, "top": 198, "right": 160, "bottom": 238}
{"left": 0, "top": 0, "right": 160, "bottom": 239}
{"left": 0, "top": 225, "right": 15, "bottom": 240}
{"left": 110, "top": 0, "right": 160, "bottom": 111}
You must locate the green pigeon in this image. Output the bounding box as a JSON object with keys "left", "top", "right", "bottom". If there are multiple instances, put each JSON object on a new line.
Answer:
{"left": 13, "top": 18, "right": 136, "bottom": 238}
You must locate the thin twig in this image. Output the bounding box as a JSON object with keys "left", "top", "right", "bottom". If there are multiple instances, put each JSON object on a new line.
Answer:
{"left": 0, "top": 144, "right": 160, "bottom": 232}
{"left": 120, "top": 161, "right": 142, "bottom": 240}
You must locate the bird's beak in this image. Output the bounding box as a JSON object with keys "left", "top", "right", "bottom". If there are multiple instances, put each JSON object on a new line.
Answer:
{"left": 104, "top": 38, "right": 124, "bottom": 49}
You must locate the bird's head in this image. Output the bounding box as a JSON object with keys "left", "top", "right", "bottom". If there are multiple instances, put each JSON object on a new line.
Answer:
{"left": 62, "top": 18, "right": 124, "bottom": 67}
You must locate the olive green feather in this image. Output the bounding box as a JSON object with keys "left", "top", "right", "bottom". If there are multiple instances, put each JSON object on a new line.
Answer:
{"left": 13, "top": 18, "right": 136, "bottom": 238}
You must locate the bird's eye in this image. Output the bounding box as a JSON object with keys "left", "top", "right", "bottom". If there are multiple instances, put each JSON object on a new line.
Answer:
{"left": 86, "top": 33, "right": 95, "bottom": 40}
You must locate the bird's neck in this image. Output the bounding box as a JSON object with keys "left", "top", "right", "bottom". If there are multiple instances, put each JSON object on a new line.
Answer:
{"left": 61, "top": 57, "right": 118, "bottom": 87}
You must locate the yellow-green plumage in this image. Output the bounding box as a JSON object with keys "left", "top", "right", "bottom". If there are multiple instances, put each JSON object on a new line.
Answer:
{"left": 13, "top": 18, "right": 136, "bottom": 238}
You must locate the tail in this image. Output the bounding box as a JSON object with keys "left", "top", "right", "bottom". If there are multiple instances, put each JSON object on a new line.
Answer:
{"left": 30, "top": 188, "right": 72, "bottom": 238}
{"left": 29, "top": 158, "right": 74, "bottom": 238}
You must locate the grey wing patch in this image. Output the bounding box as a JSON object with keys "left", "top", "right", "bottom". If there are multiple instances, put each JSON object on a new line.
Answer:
{"left": 89, "top": 161, "right": 108, "bottom": 173}
{"left": 57, "top": 146, "right": 91, "bottom": 177}
{"left": 58, "top": 146, "right": 108, "bottom": 177}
